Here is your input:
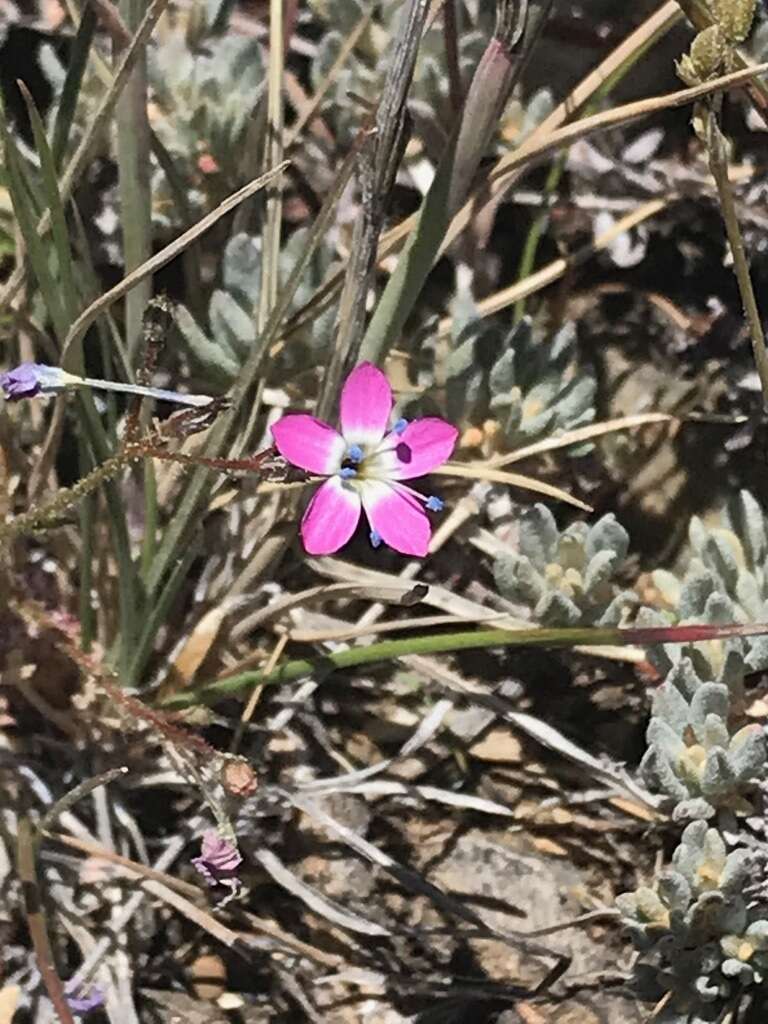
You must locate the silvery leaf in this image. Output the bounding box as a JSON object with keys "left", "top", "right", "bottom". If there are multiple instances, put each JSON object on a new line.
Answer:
{"left": 701, "top": 748, "right": 737, "bottom": 800}
{"left": 586, "top": 513, "right": 629, "bottom": 561}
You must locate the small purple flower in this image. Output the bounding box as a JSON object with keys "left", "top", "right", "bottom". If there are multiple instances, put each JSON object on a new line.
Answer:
{"left": 192, "top": 830, "right": 242, "bottom": 896}
{"left": 64, "top": 981, "right": 105, "bottom": 1016}
{"left": 0, "top": 362, "right": 74, "bottom": 401}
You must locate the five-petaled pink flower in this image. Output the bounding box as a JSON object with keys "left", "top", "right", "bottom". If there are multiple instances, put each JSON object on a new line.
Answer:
{"left": 271, "top": 363, "right": 457, "bottom": 557}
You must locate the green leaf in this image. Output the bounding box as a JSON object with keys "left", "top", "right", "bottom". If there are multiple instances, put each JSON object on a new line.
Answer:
{"left": 19, "top": 82, "right": 80, "bottom": 328}
{"left": 1, "top": 103, "right": 68, "bottom": 341}
{"left": 175, "top": 303, "right": 240, "bottom": 382}
{"left": 209, "top": 289, "right": 256, "bottom": 358}
{"left": 52, "top": 5, "right": 97, "bottom": 169}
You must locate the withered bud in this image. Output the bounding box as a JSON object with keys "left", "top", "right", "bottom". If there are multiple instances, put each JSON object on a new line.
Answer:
{"left": 711, "top": 0, "right": 756, "bottom": 44}
{"left": 676, "top": 25, "right": 728, "bottom": 86}
{"left": 221, "top": 757, "right": 258, "bottom": 797}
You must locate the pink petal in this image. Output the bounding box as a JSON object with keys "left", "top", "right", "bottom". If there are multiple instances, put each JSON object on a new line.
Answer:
{"left": 301, "top": 477, "right": 361, "bottom": 554}
{"left": 360, "top": 480, "right": 431, "bottom": 557}
{"left": 271, "top": 414, "right": 345, "bottom": 474}
{"left": 340, "top": 363, "right": 393, "bottom": 448}
{"left": 385, "top": 418, "right": 458, "bottom": 480}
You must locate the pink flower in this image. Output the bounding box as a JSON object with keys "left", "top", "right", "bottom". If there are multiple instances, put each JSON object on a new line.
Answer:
{"left": 271, "top": 364, "right": 457, "bottom": 557}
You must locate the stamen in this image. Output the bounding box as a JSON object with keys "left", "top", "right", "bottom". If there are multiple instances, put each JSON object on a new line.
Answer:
{"left": 347, "top": 444, "right": 364, "bottom": 463}
{"left": 393, "top": 418, "right": 408, "bottom": 435}
{"left": 370, "top": 530, "right": 382, "bottom": 548}
{"left": 425, "top": 496, "right": 444, "bottom": 512}
{"left": 340, "top": 467, "right": 358, "bottom": 479}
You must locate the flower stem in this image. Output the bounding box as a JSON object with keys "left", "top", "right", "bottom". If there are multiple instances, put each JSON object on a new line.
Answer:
{"left": 161, "top": 621, "right": 768, "bottom": 710}
{"left": 79, "top": 377, "right": 214, "bottom": 407}
{"left": 706, "top": 102, "right": 768, "bottom": 409}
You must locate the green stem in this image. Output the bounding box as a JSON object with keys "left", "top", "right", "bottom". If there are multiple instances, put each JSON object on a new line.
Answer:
{"left": 513, "top": 154, "right": 565, "bottom": 322}
{"left": 706, "top": 103, "right": 768, "bottom": 409}
{"left": 163, "top": 620, "right": 768, "bottom": 710}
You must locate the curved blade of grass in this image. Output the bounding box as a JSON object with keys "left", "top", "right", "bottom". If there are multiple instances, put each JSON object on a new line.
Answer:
{"left": 435, "top": 463, "right": 592, "bottom": 512}
{"left": 489, "top": 413, "right": 676, "bottom": 466}
{"left": 162, "top": 621, "right": 768, "bottom": 710}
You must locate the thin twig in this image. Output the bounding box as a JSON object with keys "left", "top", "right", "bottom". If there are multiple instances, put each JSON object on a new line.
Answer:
{"left": 705, "top": 103, "right": 768, "bottom": 409}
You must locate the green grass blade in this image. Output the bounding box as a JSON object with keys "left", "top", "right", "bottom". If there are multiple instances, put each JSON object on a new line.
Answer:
{"left": 163, "top": 622, "right": 768, "bottom": 710}
{"left": 52, "top": 3, "right": 97, "bottom": 169}
{"left": 19, "top": 83, "right": 80, "bottom": 329}
{"left": 1, "top": 104, "right": 68, "bottom": 342}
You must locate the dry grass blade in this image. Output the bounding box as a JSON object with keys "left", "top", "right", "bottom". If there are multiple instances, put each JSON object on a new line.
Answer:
{"left": 443, "top": 0, "right": 684, "bottom": 244}
{"left": 16, "top": 820, "right": 77, "bottom": 1024}
{"left": 287, "top": 792, "right": 564, "bottom": 963}
{"left": 436, "top": 463, "right": 593, "bottom": 512}
{"left": 489, "top": 413, "right": 676, "bottom": 467}
{"left": 286, "top": 611, "right": 509, "bottom": 643}
{"left": 252, "top": 847, "right": 392, "bottom": 936}
{"left": 438, "top": 197, "right": 671, "bottom": 333}
{"left": 60, "top": 163, "right": 289, "bottom": 365}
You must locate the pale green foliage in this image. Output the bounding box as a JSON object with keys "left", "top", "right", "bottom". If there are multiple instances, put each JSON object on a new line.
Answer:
{"left": 619, "top": 489, "right": 768, "bottom": 1019}
{"left": 638, "top": 650, "right": 766, "bottom": 820}
{"left": 651, "top": 489, "right": 768, "bottom": 672}
{"left": 175, "top": 230, "right": 335, "bottom": 383}
{"left": 492, "top": 503, "right": 635, "bottom": 625}
{"left": 617, "top": 821, "right": 767, "bottom": 1018}
{"left": 310, "top": 1, "right": 492, "bottom": 145}
{"left": 446, "top": 317, "right": 596, "bottom": 451}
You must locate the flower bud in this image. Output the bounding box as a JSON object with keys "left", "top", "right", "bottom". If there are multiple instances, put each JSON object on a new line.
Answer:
{"left": 677, "top": 25, "right": 728, "bottom": 87}
{"left": 221, "top": 757, "right": 258, "bottom": 798}
{"left": 711, "top": 0, "right": 756, "bottom": 44}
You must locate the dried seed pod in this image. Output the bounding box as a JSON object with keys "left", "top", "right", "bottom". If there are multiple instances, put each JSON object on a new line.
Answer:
{"left": 221, "top": 756, "right": 258, "bottom": 798}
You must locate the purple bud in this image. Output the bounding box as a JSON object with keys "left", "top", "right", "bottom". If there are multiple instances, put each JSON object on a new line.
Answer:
{"left": 64, "top": 981, "right": 105, "bottom": 1016}
{"left": 0, "top": 362, "right": 71, "bottom": 401}
{"left": 192, "top": 830, "right": 242, "bottom": 896}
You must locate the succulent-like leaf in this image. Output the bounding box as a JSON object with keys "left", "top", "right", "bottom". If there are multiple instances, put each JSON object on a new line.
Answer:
{"left": 700, "top": 748, "right": 737, "bottom": 800}
{"left": 175, "top": 303, "right": 239, "bottom": 382}
{"left": 728, "top": 489, "right": 767, "bottom": 569}
{"left": 728, "top": 724, "right": 766, "bottom": 782}
{"left": 586, "top": 513, "right": 629, "bottom": 561}
{"left": 209, "top": 289, "right": 256, "bottom": 359}
{"left": 719, "top": 849, "right": 754, "bottom": 895}
{"left": 659, "top": 870, "right": 692, "bottom": 912}
{"left": 518, "top": 504, "right": 558, "bottom": 567}
{"left": 641, "top": 746, "right": 689, "bottom": 803}
{"left": 689, "top": 683, "right": 729, "bottom": 738}
{"left": 534, "top": 589, "right": 581, "bottom": 626}
{"left": 679, "top": 569, "right": 718, "bottom": 619}
{"left": 672, "top": 797, "right": 716, "bottom": 822}
{"left": 493, "top": 552, "right": 544, "bottom": 606}
{"left": 653, "top": 682, "right": 691, "bottom": 735}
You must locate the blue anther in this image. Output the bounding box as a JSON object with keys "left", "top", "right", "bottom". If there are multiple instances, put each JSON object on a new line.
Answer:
{"left": 340, "top": 467, "right": 357, "bottom": 479}
{"left": 393, "top": 418, "right": 408, "bottom": 435}
{"left": 369, "top": 530, "right": 383, "bottom": 549}
{"left": 425, "top": 496, "right": 444, "bottom": 512}
{"left": 347, "top": 444, "right": 364, "bottom": 463}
